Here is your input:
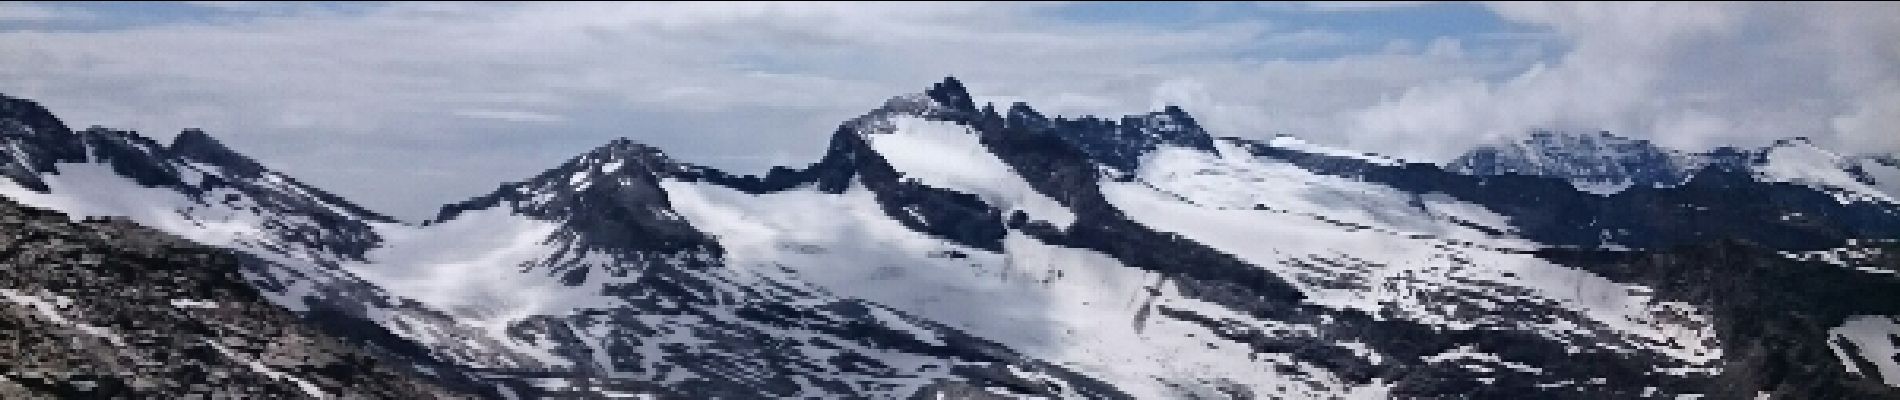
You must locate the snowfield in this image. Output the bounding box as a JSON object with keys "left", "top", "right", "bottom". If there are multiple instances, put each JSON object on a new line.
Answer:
{"left": 1104, "top": 143, "right": 1724, "bottom": 369}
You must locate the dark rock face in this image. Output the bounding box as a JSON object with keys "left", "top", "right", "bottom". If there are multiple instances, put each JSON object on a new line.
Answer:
{"left": 0, "top": 95, "right": 88, "bottom": 192}
{"left": 0, "top": 197, "right": 470, "bottom": 399}
{"left": 1538, "top": 241, "right": 1900, "bottom": 399}
{"left": 957, "top": 100, "right": 1311, "bottom": 304}
{"left": 999, "top": 103, "right": 1215, "bottom": 173}
{"left": 436, "top": 140, "right": 718, "bottom": 265}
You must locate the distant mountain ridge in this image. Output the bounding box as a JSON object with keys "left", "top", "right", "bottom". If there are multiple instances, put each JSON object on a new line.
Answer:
{"left": 1447, "top": 130, "right": 1900, "bottom": 204}
{"left": 1446, "top": 131, "right": 1706, "bottom": 194}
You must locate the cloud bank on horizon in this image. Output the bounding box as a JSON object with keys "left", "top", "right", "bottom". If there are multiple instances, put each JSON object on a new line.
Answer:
{"left": 1, "top": 1, "right": 1895, "bottom": 218}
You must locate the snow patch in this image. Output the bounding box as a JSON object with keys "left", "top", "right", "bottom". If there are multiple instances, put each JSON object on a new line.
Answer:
{"left": 348, "top": 208, "right": 636, "bottom": 367}
{"left": 1827, "top": 315, "right": 1900, "bottom": 387}
{"left": 204, "top": 338, "right": 329, "bottom": 398}
{"left": 1422, "top": 344, "right": 1545, "bottom": 374}
{"left": 1755, "top": 143, "right": 1898, "bottom": 205}
{"left": 171, "top": 299, "right": 220, "bottom": 309}
{"left": 1780, "top": 240, "right": 1896, "bottom": 277}
{"left": 1571, "top": 180, "right": 1636, "bottom": 196}
{"left": 660, "top": 178, "right": 1385, "bottom": 398}
{"left": 1855, "top": 157, "right": 1900, "bottom": 201}
{"left": 0, "top": 289, "right": 125, "bottom": 346}
{"left": 1140, "top": 141, "right": 1528, "bottom": 248}
{"left": 1102, "top": 161, "right": 1723, "bottom": 368}
{"left": 866, "top": 116, "right": 1076, "bottom": 228}
{"left": 1266, "top": 135, "right": 1401, "bottom": 166}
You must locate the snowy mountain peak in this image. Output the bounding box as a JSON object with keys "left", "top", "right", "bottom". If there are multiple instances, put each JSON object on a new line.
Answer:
{"left": 925, "top": 76, "right": 977, "bottom": 113}
{"left": 1445, "top": 129, "right": 1900, "bottom": 206}
{"left": 0, "top": 100, "right": 396, "bottom": 262}
{"left": 431, "top": 136, "right": 715, "bottom": 262}
{"left": 848, "top": 78, "right": 1216, "bottom": 176}
{"left": 171, "top": 127, "right": 224, "bottom": 152}
{"left": 437, "top": 139, "right": 675, "bottom": 216}
{"left": 1003, "top": 101, "right": 1048, "bottom": 127}
{"left": 1770, "top": 136, "right": 1818, "bottom": 147}
{"left": 1448, "top": 130, "right": 1704, "bottom": 194}
{"left": 862, "top": 78, "right": 979, "bottom": 122}
{"left": 0, "top": 96, "right": 89, "bottom": 192}
{"left": 171, "top": 128, "right": 243, "bottom": 163}
{"left": 0, "top": 94, "right": 75, "bottom": 140}
{"left": 169, "top": 128, "right": 291, "bottom": 186}
{"left": 976, "top": 100, "right": 1221, "bottom": 173}
{"left": 582, "top": 137, "right": 673, "bottom": 169}
{"left": 1754, "top": 137, "right": 1900, "bottom": 205}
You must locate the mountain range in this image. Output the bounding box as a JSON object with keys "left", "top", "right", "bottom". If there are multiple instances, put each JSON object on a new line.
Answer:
{"left": 1, "top": 78, "right": 1898, "bottom": 398}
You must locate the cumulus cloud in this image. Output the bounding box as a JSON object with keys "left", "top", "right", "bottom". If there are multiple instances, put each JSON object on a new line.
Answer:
{"left": 1343, "top": 2, "right": 1900, "bottom": 159}
{"left": 0, "top": 2, "right": 1890, "bottom": 218}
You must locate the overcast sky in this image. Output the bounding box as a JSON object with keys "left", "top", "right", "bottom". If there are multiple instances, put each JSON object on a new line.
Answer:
{"left": 2, "top": 1, "right": 1896, "bottom": 219}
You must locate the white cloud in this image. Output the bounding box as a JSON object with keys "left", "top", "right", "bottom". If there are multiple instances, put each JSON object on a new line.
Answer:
{"left": 452, "top": 109, "right": 566, "bottom": 123}
{"left": 1343, "top": 2, "right": 1900, "bottom": 159}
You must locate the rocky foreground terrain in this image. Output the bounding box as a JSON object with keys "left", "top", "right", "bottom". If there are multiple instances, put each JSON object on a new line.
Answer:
{"left": 0, "top": 196, "right": 476, "bottom": 398}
